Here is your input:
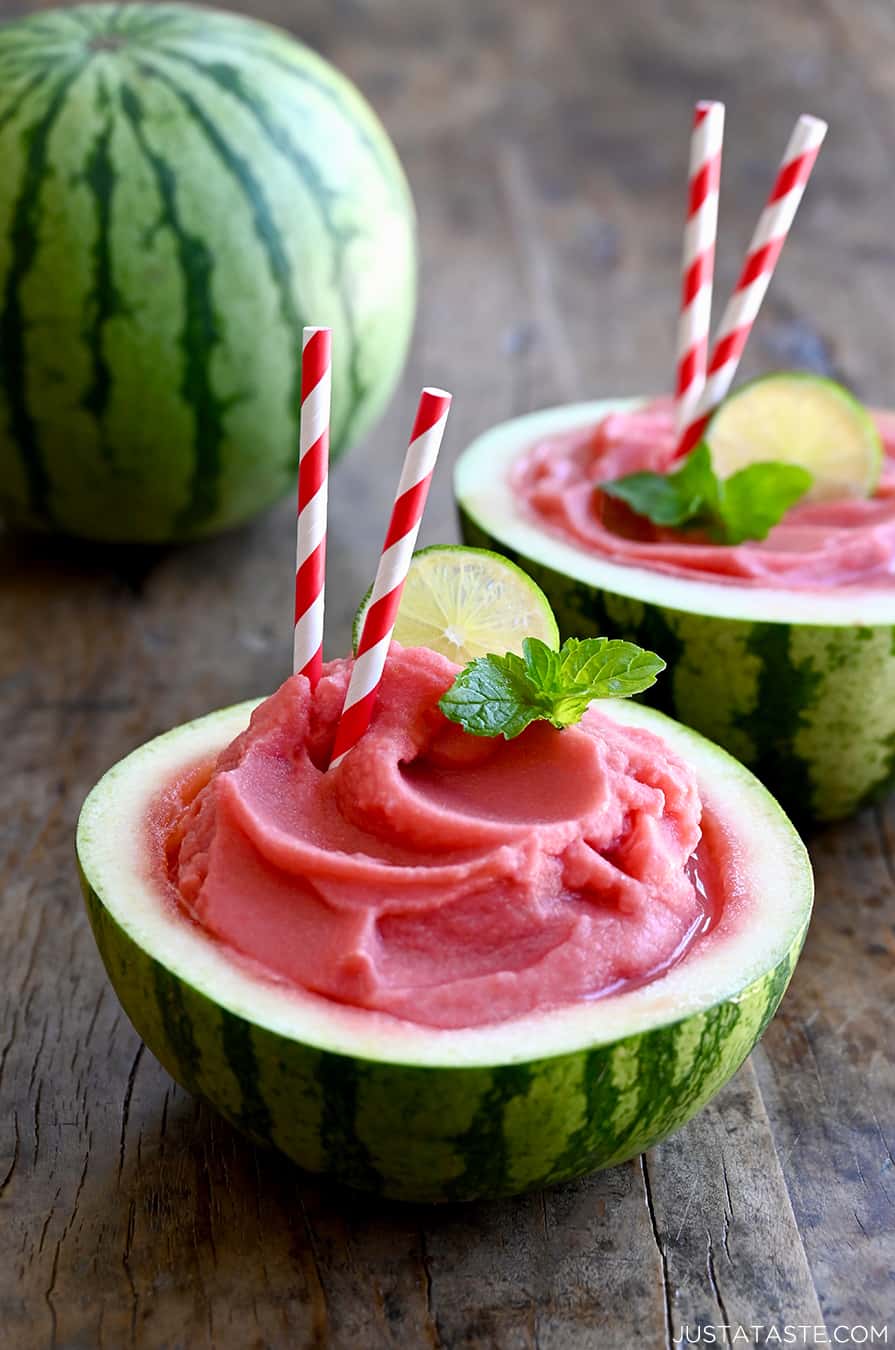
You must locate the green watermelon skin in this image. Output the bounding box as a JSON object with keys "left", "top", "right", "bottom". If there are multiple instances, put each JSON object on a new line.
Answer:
{"left": 459, "top": 507, "right": 895, "bottom": 825}
{"left": 81, "top": 868, "right": 804, "bottom": 1203}
{"left": 0, "top": 3, "right": 416, "bottom": 542}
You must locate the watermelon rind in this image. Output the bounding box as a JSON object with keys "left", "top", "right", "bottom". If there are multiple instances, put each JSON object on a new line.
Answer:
{"left": 77, "top": 697, "right": 812, "bottom": 1202}
{"left": 455, "top": 399, "right": 895, "bottom": 824}
{"left": 0, "top": 3, "right": 416, "bottom": 542}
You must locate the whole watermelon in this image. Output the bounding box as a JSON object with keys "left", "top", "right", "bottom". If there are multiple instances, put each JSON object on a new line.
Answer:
{"left": 0, "top": 4, "right": 416, "bottom": 542}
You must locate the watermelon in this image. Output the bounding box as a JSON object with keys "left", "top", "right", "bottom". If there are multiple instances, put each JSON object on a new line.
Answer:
{"left": 456, "top": 399, "right": 895, "bottom": 825}
{"left": 76, "top": 697, "right": 811, "bottom": 1203}
{"left": 0, "top": 3, "right": 415, "bottom": 542}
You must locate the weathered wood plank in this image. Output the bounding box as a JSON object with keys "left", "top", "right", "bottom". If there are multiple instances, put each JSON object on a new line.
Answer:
{"left": 418, "top": 1170, "right": 667, "bottom": 1350}
{"left": 754, "top": 806, "right": 895, "bottom": 1331}
{"left": 643, "top": 1062, "right": 824, "bottom": 1346}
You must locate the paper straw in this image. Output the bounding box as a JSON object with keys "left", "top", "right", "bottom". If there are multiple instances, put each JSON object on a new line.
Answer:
{"left": 675, "top": 114, "right": 827, "bottom": 458}
{"left": 293, "top": 326, "right": 332, "bottom": 686}
{"left": 675, "top": 100, "right": 725, "bottom": 438}
{"left": 329, "top": 387, "right": 452, "bottom": 769}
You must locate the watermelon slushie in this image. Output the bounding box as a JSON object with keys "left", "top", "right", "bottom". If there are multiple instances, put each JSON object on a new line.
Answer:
{"left": 456, "top": 397, "right": 895, "bottom": 822}
{"left": 153, "top": 644, "right": 733, "bottom": 1030}
{"left": 515, "top": 399, "right": 895, "bottom": 590}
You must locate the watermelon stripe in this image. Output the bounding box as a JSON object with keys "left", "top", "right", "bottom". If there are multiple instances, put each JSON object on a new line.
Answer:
{"left": 80, "top": 98, "right": 123, "bottom": 445}
{"left": 218, "top": 1013, "right": 275, "bottom": 1142}
{"left": 452, "top": 1072, "right": 515, "bottom": 1198}
{"left": 134, "top": 58, "right": 307, "bottom": 477}
{"left": 0, "top": 28, "right": 77, "bottom": 58}
{"left": 118, "top": 83, "right": 225, "bottom": 534}
{"left": 581, "top": 1048, "right": 618, "bottom": 1158}
{"left": 102, "top": 7, "right": 154, "bottom": 33}
{"left": 95, "top": 11, "right": 175, "bottom": 42}
{"left": 0, "top": 67, "right": 85, "bottom": 524}
{"left": 150, "top": 48, "right": 367, "bottom": 453}
{"left": 152, "top": 960, "right": 202, "bottom": 1093}
{"left": 316, "top": 1053, "right": 383, "bottom": 1194}
{"left": 866, "top": 631, "right": 895, "bottom": 812}
{"left": 757, "top": 947, "right": 798, "bottom": 1038}
{"left": 735, "top": 622, "right": 822, "bottom": 817}
{"left": 202, "top": 43, "right": 410, "bottom": 205}
{"left": 0, "top": 67, "right": 54, "bottom": 136}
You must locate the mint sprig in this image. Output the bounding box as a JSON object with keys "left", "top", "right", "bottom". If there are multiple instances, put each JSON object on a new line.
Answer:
{"left": 438, "top": 637, "right": 666, "bottom": 740}
{"left": 599, "top": 442, "right": 812, "bottom": 545}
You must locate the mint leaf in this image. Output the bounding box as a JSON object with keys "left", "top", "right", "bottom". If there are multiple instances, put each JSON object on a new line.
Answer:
{"left": 599, "top": 442, "right": 812, "bottom": 544}
{"left": 716, "top": 461, "right": 813, "bottom": 544}
{"left": 438, "top": 636, "right": 666, "bottom": 740}
{"left": 601, "top": 442, "right": 719, "bottom": 527}
{"left": 558, "top": 637, "right": 668, "bottom": 696}
{"left": 520, "top": 636, "right": 562, "bottom": 691}
{"left": 436, "top": 652, "right": 546, "bottom": 739}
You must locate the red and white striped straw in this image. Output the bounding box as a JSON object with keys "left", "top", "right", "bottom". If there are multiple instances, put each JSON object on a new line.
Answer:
{"left": 293, "top": 326, "right": 332, "bottom": 687}
{"left": 675, "top": 113, "right": 827, "bottom": 458}
{"left": 329, "top": 387, "right": 452, "bottom": 769}
{"left": 675, "top": 100, "right": 725, "bottom": 438}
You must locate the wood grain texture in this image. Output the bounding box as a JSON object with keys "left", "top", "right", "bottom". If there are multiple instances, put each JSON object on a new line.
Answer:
{"left": 1, "top": 0, "right": 893, "bottom": 1345}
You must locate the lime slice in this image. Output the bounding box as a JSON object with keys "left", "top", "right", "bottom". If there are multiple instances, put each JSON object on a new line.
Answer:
{"left": 352, "top": 545, "right": 559, "bottom": 662}
{"left": 706, "top": 373, "right": 882, "bottom": 501}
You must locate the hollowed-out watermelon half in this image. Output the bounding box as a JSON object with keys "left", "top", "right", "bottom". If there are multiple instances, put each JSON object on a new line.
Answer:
{"left": 0, "top": 4, "right": 416, "bottom": 542}
{"left": 455, "top": 399, "right": 895, "bottom": 824}
{"left": 76, "top": 698, "right": 811, "bottom": 1203}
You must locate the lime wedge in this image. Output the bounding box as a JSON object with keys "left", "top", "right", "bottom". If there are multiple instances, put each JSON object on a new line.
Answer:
{"left": 352, "top": 545, "right": 559, "bottom": 662}
{"left": 706, "top": 373, "right": 882, "bottom": 501}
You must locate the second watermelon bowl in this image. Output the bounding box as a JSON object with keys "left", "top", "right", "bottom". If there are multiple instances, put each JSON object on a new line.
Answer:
{"left": 456, "top": 398, "right": 895, "bottom": 824}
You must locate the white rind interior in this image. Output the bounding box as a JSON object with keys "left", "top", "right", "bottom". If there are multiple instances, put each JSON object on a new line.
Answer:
{"left": 454, "top": 398, "right": 895, "bottom": 627}
{"left": 77, "top": 699, "right": 812, "bottom": 1068}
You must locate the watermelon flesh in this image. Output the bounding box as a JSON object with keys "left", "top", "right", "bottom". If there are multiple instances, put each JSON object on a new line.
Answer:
{"left": 514, "top": 399, "right": 895, "bottom": 589}
{"left": 78, "top": 686, "right": 812, "bottom": 1200}
{"left": 159, "top": 645, "right": 716, "bottom": 1030}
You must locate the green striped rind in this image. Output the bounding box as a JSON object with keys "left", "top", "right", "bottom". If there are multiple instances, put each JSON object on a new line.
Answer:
{"left": 81, "top": 867, "right": 804, "bottom": 1202}
{"left": 0, "top": 3, "right": 416, "bottom": 541}
{"left": 459, "top": 507, "right": 895, "bottom": 824}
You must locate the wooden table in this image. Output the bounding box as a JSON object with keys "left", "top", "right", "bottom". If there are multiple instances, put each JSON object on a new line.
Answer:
{"left": 2, "top": 1, "right": 893, "bottom": 1344}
